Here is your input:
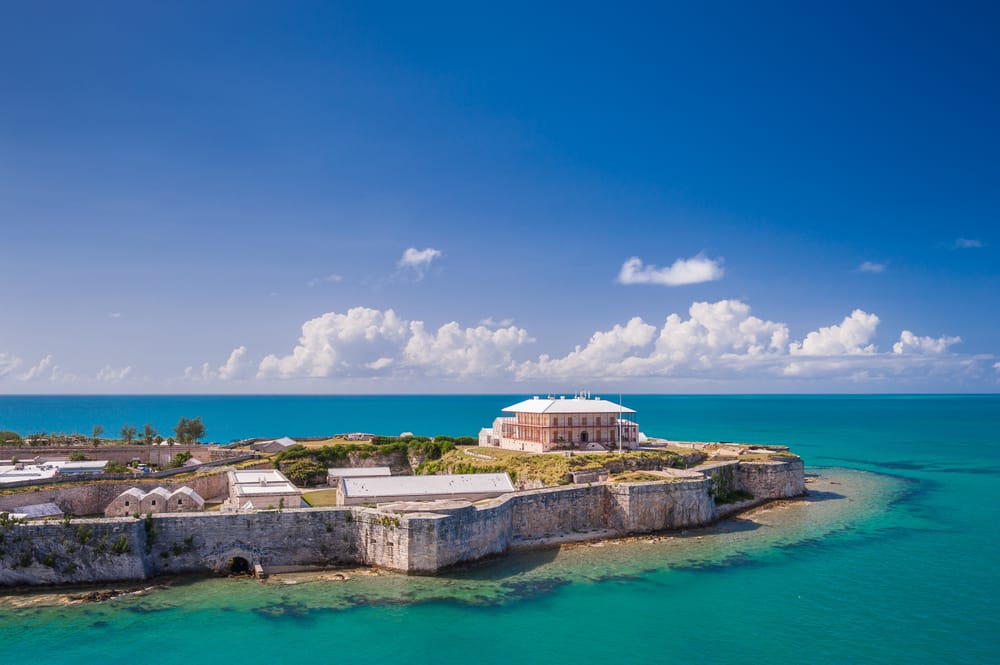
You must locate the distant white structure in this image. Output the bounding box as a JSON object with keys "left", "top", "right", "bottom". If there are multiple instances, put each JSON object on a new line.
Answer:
{"left": 479, "top": 395, "right": 640, "bottom": 453}
{"left": 0, "top": 459, "right": 110, "bottom": 485}
{"left": 336, "top": 473, "right": 515, "bottom": 506}
{"left": 104, "top": 486, "right": 205, "bottom": 517}
{"left": 223, "top": 469, "right": 304, "bottom": 512}
{"left": 327, "top": 466, "right": 391, "bottom": 487}
{"left": 252, "top": 436, "right": 298, "bottom": 453}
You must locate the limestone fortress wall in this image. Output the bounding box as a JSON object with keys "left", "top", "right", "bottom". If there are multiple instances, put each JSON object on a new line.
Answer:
{"left": 0, "top": 459, "right": 803, "bottom": 586}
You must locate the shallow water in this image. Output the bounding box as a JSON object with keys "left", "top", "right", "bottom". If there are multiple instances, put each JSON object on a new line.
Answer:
{"left": 2, "top": 395, "right": 999, "bottom": 664}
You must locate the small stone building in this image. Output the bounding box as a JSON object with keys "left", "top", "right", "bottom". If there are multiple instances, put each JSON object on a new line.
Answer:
{"left": 223, "top": 469, "right": 304, "bottom": 512}
{"left": 104, "top": 486, "right": 206, "bottom": 517}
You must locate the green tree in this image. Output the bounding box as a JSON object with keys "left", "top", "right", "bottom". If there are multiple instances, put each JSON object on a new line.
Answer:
{"left": 0, "top": 430, "right": 23, "bottom": 447}
{"left": 142, "top": 423, "right": 157, "bottom": 446}
{"left": 91, "top": 424, "right": 104, "bottom": 444}
{"left": 173, "top": 416, "right": 206, "bottom": 444}
{"left": 281, "top": 459, "right": 327, "bottom": 486}
{"left": 169, "top": 451, "right": 193, "bottom": 468}
{"left": 120, "top": 424, "right": 137, "bottom": 445}
{"left": 69, "top": 452, "right": 88, "bottom": 462}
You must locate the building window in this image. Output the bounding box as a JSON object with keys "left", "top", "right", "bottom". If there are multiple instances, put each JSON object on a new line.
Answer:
{"left": 124, "top": 501, "right": 130, "bottom": 507}
{"left": 151, "top": 500, "right": 156, "bottom": 506}
{"left": 177, "top": 500, "right": 183, "bottom": 506}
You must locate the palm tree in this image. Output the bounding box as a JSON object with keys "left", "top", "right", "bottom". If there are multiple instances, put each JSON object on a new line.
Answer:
{"left": 92, "top": 424, "right": 104, "bottom": 445}
{"left": 120, "top": 424, "right": 137, "bottom": 445}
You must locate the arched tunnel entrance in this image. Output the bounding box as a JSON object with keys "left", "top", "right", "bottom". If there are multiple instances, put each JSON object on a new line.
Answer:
{"left": 227, "top": 556, "right": 252, "bottom": 575}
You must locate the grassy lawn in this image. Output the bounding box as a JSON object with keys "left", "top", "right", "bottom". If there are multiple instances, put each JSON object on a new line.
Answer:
{"left": 297, "top": 436, "right": 373, "bottom": 449}
{"left": 302, "top": 488, "right": 340, "bottom": 507}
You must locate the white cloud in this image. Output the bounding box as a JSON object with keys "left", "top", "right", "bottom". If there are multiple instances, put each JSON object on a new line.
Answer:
{"left": 217, "top": 346, "right": 251, "bottom": 380}
{"left": 617, "top": 254, "right": 724, "bottom": 286}
{"left": 108, "top": 312, "right": 123, "bottom": 319}
{"left": 307, "top": 274, "right": 344, "bottom": 287}
{"left": 857, "top": 261, "right": 887, "bottom": 273}
{"left": 96, "top": 365, "right": 132, "bottom": 382}
{"left": 19, "top": 355, "right": 75, "bottom": 383}
{"left": 516, "top": 301, "right": 981, "bottom": 383}
{"left": 953, "top": 238, "right": 983, "bottom": 249}
{"left": 789, "top": 310, "right": 879, "bottom": 356}
{"left": 479, "top": 317, "right": 515, "bottom": 328}
{"left": 185, "top": 346, "right": 252, "bottom": 382}
{"left": 403, "top": 321, "right": 533, "bottom": 377}
{"left": 256, "top": 307, "right": 532, "bottom": 380}
{"left": 893, "top": 331, "right": 961, "bottom": 355}
{"left": 0, "top": 352, "right": 22, "bottom": 377}
{"left": 258, "top": 308, "right": 409, "bottom": 378}
{"left": 398, "top": 247, "right": 442, "bottom": 279}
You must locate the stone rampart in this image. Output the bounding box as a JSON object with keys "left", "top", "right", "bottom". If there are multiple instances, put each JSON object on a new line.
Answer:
{"left": 0, "top": 444, "right": 240, "bottom": 466}
{"left": 0, "top": 460, "right": 805, "bottom": 585}
{"left": 0, "top": 470, "right": 237, "bottom": 515}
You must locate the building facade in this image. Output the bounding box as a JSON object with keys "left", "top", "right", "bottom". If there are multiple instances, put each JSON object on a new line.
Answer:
{"left": 479, "top": 395, "right": 641, "bottom": 453}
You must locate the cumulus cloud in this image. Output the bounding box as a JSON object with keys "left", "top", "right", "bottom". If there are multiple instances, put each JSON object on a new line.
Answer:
{"left": 403, "top": 321, "right": 533, "bottom": 377}
{"left": 258, "top": 308, "right": 409, "bottom": 378}
{"left": 0, "top": 352, "right": 22, "bottom": 377}
{"left": 953, "top": 238, "right": 983, "bottom": 249}
{"left": 789, "top": 310, "right": 879, "bottom": 356}
{"left": 19, "top": 355, "right": 75, "bottom": 383}
{"left": 96, "top": 365, "right": 132, "bottom": 382}
{"left": 617, "top": 254, "right": 724, "bottom": 286}
{"left": 398, "top": 247, "right": 442, "bottom": 279}
{"left": 185, "top": 345, "right": 252, "bottom": 382}
{"left": 857, "top": 261, "right": 887, "bottom": 273}
{"left": 515, "top": 300, "right": 980, "bottom": 383}
{"left": 893, "top": 331, "right": 961, "bottom": 355}
{"left": 256, "top": 307, "right": 533, "bottom": 380}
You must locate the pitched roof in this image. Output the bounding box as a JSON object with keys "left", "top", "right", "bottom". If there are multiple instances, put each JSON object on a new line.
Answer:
{"left": 502, "top": 396, "right": 635, "bottom": 414}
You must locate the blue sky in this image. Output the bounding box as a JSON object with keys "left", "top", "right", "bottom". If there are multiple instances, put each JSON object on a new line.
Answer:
{"left": 1, "top": 2, "right": 997, "bottom": 393}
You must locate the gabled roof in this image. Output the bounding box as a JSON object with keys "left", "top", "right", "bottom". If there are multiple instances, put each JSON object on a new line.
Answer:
{"left": 503, "top": 396, "right": 635, "bottom": 414}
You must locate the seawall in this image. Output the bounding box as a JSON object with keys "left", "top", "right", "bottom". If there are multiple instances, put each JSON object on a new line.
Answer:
{"left": 0, "top": 459, "right": 804, "bottom": 585}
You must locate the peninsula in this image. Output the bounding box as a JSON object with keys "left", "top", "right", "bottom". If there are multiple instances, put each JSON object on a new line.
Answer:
{"left": 0, "top": 396, "right": 805, "bottom": 586}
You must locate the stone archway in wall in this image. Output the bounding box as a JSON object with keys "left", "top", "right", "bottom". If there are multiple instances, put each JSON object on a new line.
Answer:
{"left": 213, "top": 548, "right": 257, "bottom": 576}
{"left": 580, "top": 431, "right": 589, "bottom": 443}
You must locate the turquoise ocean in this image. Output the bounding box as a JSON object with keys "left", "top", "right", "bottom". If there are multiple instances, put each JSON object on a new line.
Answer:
{"left": 1, "top": 395, "right": 998, "bottom": 664}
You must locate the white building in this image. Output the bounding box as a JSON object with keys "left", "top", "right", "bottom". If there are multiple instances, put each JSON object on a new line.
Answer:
{"left": 223, "top": 469, "right": 304, "bottom": 512}
{"left": 479, "top": 395, "right": 641, "bottom": 453}
{"left": 336, "top": 473, "right": 515, "bottom": 506}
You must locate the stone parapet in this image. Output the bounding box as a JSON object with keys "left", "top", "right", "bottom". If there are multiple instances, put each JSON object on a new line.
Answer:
{"left": 0, "top": 459, "right": 804, "bottom": 585}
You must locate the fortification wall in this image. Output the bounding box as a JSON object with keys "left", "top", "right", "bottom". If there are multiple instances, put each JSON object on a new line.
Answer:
{"left": 0, "top": 471, "right": 236, "bottom": 515}
{"left": 0, "top": 517, "right": 148, "bottom": 586}
{"left": 737, "top": 459, "right": 805, "bottom": 499}
{"left": 0, "top": 444, "right": 238, "bottom": 466}
{"left": 0, "top": 460, "right": 805, "bottom": 585}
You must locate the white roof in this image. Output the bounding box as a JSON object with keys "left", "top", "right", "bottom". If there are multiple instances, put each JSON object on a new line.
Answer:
{"left": 341, "top": 473, "right": 515, "bottom": 499}
{"left": 169, "top": 487, "right": 204, "bottom": 502}
{"left": 230, "top": 469, "right": 300, "bottom": 496}
{"left": 503, "top": 396, "right": 635, "bottom": 414}
{"left": 57, "top": 460, "right": 109, "bottom": 472}
{"left": 231, "top": 470, "right": 288, "bottom": 484}
{"left": 327, "top": 467, "right": 392, "bottom": 478}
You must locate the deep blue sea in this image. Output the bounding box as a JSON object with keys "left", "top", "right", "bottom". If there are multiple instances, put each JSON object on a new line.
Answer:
{"left": 2, "top": 395, "right": 999, "bottom": 664}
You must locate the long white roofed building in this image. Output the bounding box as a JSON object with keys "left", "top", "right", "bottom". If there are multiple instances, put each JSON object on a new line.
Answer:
{"left": 479, "top": 395, "right": 641, "bottom": 453}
